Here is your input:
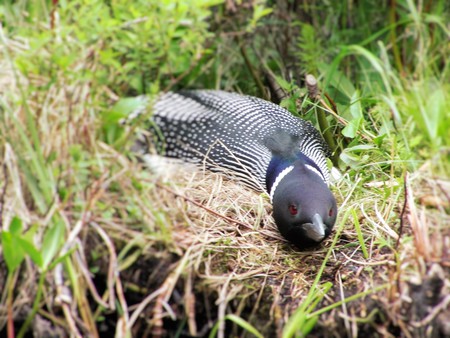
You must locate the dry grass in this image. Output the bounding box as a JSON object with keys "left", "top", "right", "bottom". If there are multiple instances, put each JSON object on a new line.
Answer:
{"left": 0, "top": 31, "right": 449, "bottom": 338}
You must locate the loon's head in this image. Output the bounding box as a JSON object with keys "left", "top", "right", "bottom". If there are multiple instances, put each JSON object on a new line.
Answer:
{"left": 271, "top": 162, "right": 337, "bottom": 249}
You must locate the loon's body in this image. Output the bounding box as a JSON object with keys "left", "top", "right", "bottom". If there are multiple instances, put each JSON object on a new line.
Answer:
{"left": 139, "top": 90, "right": 337, "bottom": 248}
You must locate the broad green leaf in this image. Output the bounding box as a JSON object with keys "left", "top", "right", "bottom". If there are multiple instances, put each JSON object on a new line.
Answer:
{"left": 276, "top": 76, "right": 293, "bottom": 91}
{"left": 349, "top": 90, "right": 363, "bottom": 119}
{"left": 9, "top": 216, "right": 23, "bottom": 235}
{"left": 342, "top": 118, "right": 363, "bottom": 138}
{"left": 373, "top": 134, "right": 387, "bottom": 147}
{"left": 41, "top": 220, "right": 65, "bottom": 269}
{"left": 426, "top": 87, "right": 446, "bottom": 143}
{"left": 1, "top": 231, "right": 25, "bottom": 272}
{"left": 23, "top": 224, "right": 40, "bottom": 242}
{"left": 320, "top": 62, "right": 356, "bottom": 99}
{"left": 110, "top": 96, "right": 149, "bottom": 121}
{"left": 18, "top": 237, "right": 43, "bottom": 268}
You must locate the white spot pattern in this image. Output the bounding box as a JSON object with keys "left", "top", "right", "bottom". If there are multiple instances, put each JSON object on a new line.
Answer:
{"left": 143, "top": 90, "right": 331, "bottom": 192}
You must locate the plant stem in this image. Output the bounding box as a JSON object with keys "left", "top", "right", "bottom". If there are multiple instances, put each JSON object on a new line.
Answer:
{"left": 316, "top": 107, "right": 339, "bottom": 166}
{"left": 239, "top": 44, "right": 268, "bottom": 100}
{"left": 17, "top": 271, "right": 47, "bottom": 338}
{"left": 6, "top": 273, "right": 15, "bottom": 338}
{"left": 389, "top": 0, "right": 404, "bottom": 74}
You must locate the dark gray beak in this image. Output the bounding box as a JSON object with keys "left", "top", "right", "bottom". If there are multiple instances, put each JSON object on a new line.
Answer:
{"left": 302, "top": 213, "right": 326, "bottom": 242}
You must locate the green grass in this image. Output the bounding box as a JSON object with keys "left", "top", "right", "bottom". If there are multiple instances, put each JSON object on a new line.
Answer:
{"left": 0, "top": 0, "right": 449, "bottom": 337}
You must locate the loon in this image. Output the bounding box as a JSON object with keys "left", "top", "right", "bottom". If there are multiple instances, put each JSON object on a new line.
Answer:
{"left": 135, "top": 90, "right": 337, "bottom": 248}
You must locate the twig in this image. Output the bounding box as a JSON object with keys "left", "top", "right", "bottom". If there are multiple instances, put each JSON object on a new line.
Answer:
{"left": 320, "top": 95, "right": 372, "bottom": 142}
{"left": 388, "top": 0, "right": 404, "bottom": 75}
{"left": 436, "top": 179, "right": 450, "bottom": 205}
{"left": 120, "top": 17, "right": 149, "bottom": 28}
{"left": 162, "top": 49, "right": 207, "bottom": 93}
{"left": 90, "top": 221, "right": 118, "bottom": 310}
{"left": 54, "top": 264, "right": 83, "bottom": 338}
{"left": 152, "top": 247, "right": 193, "bottom": 338}
{"left": 263, "top": 68, "right": 287, "bottom": 103}
{"left": 341, "top": 252, "right": 390, "bottom": 266}
{"left": 337, "top": 272, "right": 351, "bottom": 337}
{"left": 0, "top": 161, "right": 8, "bottom": 228}
{"left": 324, "top": 92, "right": 338, "bottom": 115}
{"left": 239, "top": 44, "right": 268, "bottom": 100}
{"left": 411, "top": 294, "right": 450, "bottom": 327}
{"left": 406, "top": 174, "right": 431, "bottom": 261}
{"left": 114, "top": 274, "right": 130, "bottom": 337}
{"left": 185, "top": 268, "right": 197, "bottom": 336}
{"left": 317, "top": 96, "right": 348, "bottom": 127}
{"left": 217, "top": 274, "right": 233, "bottom": 338}
{"left": 305, "top": 74, "right": 319, "bottom": 98}
{"left": 74, "top": 249, "right": 110, "bottom": 309}
{"left": 128, "top": 287, "right": 166, "bottom": 328}
{"left": 396, "top": 172, "right": 408, "bottom": 249}
{"left": 306, "top": 75, "right": 340, "bottom": 164}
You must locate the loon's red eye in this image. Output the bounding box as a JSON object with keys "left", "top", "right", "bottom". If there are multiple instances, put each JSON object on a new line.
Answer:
{"left": 329, "top": 208, "right": 334, "bottom": 217}
{"left": 288, "top": 204, "right": 298, "bottom": 216}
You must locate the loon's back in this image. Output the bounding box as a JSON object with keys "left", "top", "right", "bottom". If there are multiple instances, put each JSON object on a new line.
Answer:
{"left": 149, "top": 90, "right": 330, "bottom": 192}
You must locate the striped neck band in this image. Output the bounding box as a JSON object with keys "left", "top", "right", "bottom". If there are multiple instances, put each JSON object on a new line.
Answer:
{"left": 269, "top": 165, "right": 294, "bottom": 203}
{"left": 305, "top": 164, "right": 325, "bottom": 181}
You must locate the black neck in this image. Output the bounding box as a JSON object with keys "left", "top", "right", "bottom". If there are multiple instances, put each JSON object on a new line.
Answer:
{"left": 265, "top": 152, "right": 324, "bottom": 194}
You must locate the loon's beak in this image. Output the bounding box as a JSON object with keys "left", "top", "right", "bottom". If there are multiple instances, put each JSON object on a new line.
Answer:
{"left": 303, "top": 213, "right": 326, "bottom": 242}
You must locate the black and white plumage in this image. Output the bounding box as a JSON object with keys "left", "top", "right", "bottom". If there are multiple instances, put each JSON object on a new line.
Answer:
{"left": 137, "top": 90, "right": 337, "bottom": 248}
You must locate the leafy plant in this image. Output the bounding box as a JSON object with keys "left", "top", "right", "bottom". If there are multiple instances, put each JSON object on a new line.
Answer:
{"left": 4, "top": 0, "right": 223, "bottom": 96}
{"left": 1, "top": 216, "right": 66, "bottom": 338}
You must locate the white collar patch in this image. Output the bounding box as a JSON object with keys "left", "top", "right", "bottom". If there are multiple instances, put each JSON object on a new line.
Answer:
{"left": 305, "top": 164, "right": 325, "bottom": 181}
{"left": 269, "top": 166, "right": 294, "bottom": 203}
